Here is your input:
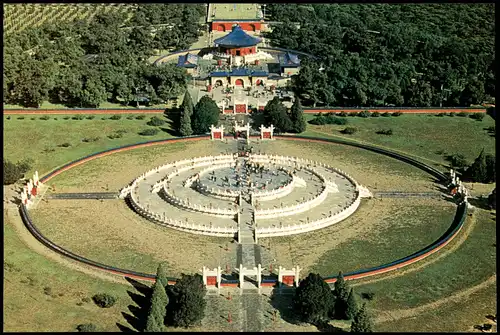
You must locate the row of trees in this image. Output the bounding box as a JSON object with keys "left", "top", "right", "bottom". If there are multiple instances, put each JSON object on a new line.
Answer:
{"left": 294, "top": 272, "right": 373, "bottom": 332}
{"left": 4, "top": 4, "right": 205, "bottom": 108}
{"left": 266, "top": 4, "right": 495, "bottom": 108}
{"left": 145, "top": 263, "right": 207, "bottom": 331}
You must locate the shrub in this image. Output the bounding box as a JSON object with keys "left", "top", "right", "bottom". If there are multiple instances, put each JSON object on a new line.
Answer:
{"left": 31, "top": 117, "right": 35, "bottom": 120}
{"left": 82, "top": 137, "right": 100, "bottom": 143}
{"left": 309, "top": 115, "right": 327, "bottom": 125}
{"left": 54, "top": 117, "right": 58, "bottom": 120}
{"left": 331, "top": 117, "right": 348, "bottom": 125}
{"left": 348, "top": 111, "right": 358, "bottom": 117}
{"left": 446, "top": 153, "right": 468, "bottom": 168}
{"left": 107, "top": 133, "right": 123, "bottom": 139}
{"left": 448, "top": 112, "right": 456, "bottom": 117}
{"left": 470, "top": 112, "right": 485, "bottom": 121}
{"left": 147, "top": 116, "right": 166, "bottom": 126}
{"left": 376, "top": 129, "right": 393, "bottom": 135}
{"left": 115, "top": 129, "right": 128, "bottom": 135}
{"left": 76, "top": 323, "right": 98, "bottom": 332}
{"left": 72, "top": 115, "right": 85, "bottom": 120}
{"left": 59, "top": 142, "right": 72, "bottom": 147}
{"left": 457, "top": 111, "right": 468, "bottom": 117}
{"left": 139, "top": 128, "right": 159, "bottom": 136}
{"left": 63, "top": 116, "right": 70, "bottom": 120}
{"left": 392, "top": 111, "right": 402, "bottom": 116}
{"left": 92, "top": 293, "right": 117, "bottom": 308}
{"left": 39, "top": 115, "right": 50, "bottom": 120}
{"left": 381, "top": 112, "right": 391, "bottom": 117}
{"left": 3, "top": 159, "right": 32, "bottom": 185}
{"left": 337, "top": 111, "right": 348, "bottom": 117}
{"left": 86, "top": 115, "right": 95, "bottom": 120}
{"left": 17, "top": 116, "right": 25, "bottom": 120}
{"left": 109, "top": 114, "right": 122, "bottom": 120}
{"left": 6, "top": 116, "right": 11, "bottom": 120}
{"left": 101, "top": 117, "right": 107, "bottom": 120}
{"left": 126, "top": 115, "right": 135, "bottom": 120}
{"left": 361, "top": 292, "right": 375, "bottom": 300}
{"left": 135, "top": 115, "right": 146, "bottom": 120}
{"left": 436, "top": 112, "right": 446, "bottom": 117}
{"left": 371, "top": 111, "right": 380, "bottom": 117}
{"left": 358, "top": 111, "right": 371, "bottom": 118}
{"left": 341, "top": 127, "right": 357, "bottom": 134}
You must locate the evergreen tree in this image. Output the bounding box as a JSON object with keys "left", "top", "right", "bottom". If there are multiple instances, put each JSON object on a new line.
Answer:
{"left": 179, "top": 108, "right": 193, "bottom": 136}
{"left": 487, "top": 188, "right": 496, "bottom": 209}
{"left": 463, "top": 149, "right": 488, "bottom": 183}
{"left": 289, "top": 97, "right": 307, "bottom": 133}
{"left": 263, "top": 97, "right": 292, "bottom": 133}
{"left": 485, "top": 154, "right": 496, "bottom": 183}
{"left": 180, "top": 90, "right": 194, "bottom": 117}
{"left": 333, "top": 271, "right": 349, "bottom": 319}
{"left": 350, "top": 303, "right": 373, "bottom": 333}
{"left": 293, "top": 273, "right": 334, "bottom": 325}
{"left": 168, "top": 274, "right": 207, "bottom": 328}
{"left": 192, "top": 96, "right": 220, "bottom": 135}
{"left": 156, "top": 263, "right": 170, "bottom": 299}
{"left": 345, "top": 288, "right": 358, "bottom": 320}
{"left": 145, "top": 281, "right": 168, "bottom": 332}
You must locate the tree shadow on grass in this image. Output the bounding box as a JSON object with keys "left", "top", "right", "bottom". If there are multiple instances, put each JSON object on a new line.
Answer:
{"left": 468, "top": 196, "right": 493, "bottom": 210}
{"left": 115, "top": 322, "right": 136, "bottom": 332}
{"left": 315, "top": 321, "right": 346, "bottom": 333}
{"left": 120, "top": 277, "right": 152, "bottom": 332}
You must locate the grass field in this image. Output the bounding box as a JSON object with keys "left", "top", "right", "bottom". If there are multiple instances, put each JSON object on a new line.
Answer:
{"left": 354, "top": 207, "right": 496, "bottom": 310}
{"left": 210, "top": 3, "right": 260, "bottom": 20}
{"left": 304, "top": 113, "right": 496, "bottom": 168}
{"left": 3, "top": 114, "right": 178, "bottom": 177}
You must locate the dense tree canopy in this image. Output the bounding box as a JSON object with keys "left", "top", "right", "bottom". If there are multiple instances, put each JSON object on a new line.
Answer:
{"left": 191, "top": 96, "right": 220, "bottom": 134}
{"left": 266, "top": 4, "right": 495, "bottom": 107}
{"left": 167, "top": 274, "right": 206, "bottom": 328}
{"left": 3, "top": 4, "right": 205, "bottom": 108}
{"left": 293, "top": 273, "right": 334, "bottom": 325}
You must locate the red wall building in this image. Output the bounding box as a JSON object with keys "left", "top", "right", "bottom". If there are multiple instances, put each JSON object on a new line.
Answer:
{"left": 212, "top": 21, "right": 262, "bottom": 32}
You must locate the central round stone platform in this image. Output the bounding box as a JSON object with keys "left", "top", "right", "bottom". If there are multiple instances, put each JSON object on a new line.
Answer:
{"left": 197, "top": 157, "right": 293, "bottom": 194}
{"left": 122, "top": 152, "right": 370, "bottom": 239}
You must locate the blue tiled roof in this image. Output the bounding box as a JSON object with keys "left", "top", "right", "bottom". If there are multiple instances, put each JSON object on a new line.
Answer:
{"left": 279, "top": 52, "right": 301, "bottom": 67}
{"left": 251, "top": 70, "right": 268, "bottom": 77}
{"left": 213, "top": 25, "right": 262, "bottom": 48}
{"left": 230, "top": 68, "right": 251, "bottom": 76}
{"left": 210, "top": 71, "right": 230, "bottom": 77}
{"left": 177, "top": 53, "right": 199, "bottom": 68}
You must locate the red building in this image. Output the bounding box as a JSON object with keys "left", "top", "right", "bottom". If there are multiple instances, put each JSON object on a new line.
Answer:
{"left": 211, "top": 20, "right": 262, "bottom": 32}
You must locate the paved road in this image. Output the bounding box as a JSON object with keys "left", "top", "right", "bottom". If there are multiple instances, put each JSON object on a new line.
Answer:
{"left": 46, "top": 192, "right": 118, "bottom": 200}
{"left": 374, "top": 191, "right": 444, "bottom": 199}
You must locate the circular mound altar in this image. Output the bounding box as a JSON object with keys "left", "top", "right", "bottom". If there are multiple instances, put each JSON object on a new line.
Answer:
{"left": 121, "top": 152, "right": 372, "bottom": 238}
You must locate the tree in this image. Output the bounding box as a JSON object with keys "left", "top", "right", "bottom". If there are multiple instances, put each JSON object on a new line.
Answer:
{"left": 350, "top": 303, "right": 373, "bottom": 332}
{"left": 345, "top": 288, "right": 358, "bottom": 320}
{"left": 485, "top": 154, "right": 496, "bottom": 183}
{"left": 179, "top": 109, "right": 193, "bottom": 136}
{"left": 192, "top": 96, "right": 219, "bottom": 135}
{"left": 463, "top": 149, "right": 488, "bottom": 183}
{"left": 293, "top": 273, "right": 334, "bottom": 325}
{"left": 487, "top": 188, "right": 496, "bottom": 209}
{"left": 289, "top": 97, "right": 307, "bottom": 133}
{"left": 332, "top": 271, "right": 350, "bottom": 319}
{"left": 180, "top": 90, "right": 194, "bottom": 117}
{"left": 4, "top": 159, "right": 32, "bottom": 185}
{"left": 447, "top": 153, "right": 468, "bottom": 169}
{"left": 145, "top": 281, "right": 168, "bottom": 332}
{"left": 263, "top": 97, "right": 292, "bottom": 133}
{"left": 168, "top": 274, "right": 206, "bottom": 328}
{"left": 156, "top": 263, "right": 169, "bottom": 293}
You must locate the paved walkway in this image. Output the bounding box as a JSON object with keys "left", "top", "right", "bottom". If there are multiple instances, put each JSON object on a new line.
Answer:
{"left": 46, "top": 192, "right": 118, "bottom": 200}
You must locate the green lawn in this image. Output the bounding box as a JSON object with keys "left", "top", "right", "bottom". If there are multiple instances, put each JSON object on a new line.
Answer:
{"left": 3, "top": 114, "right": 176, "bottom": 176}
{"left": 303, "top": 113, "right": 496, "bottom": 168}
{"left": 309, "top": 200, "right": 457, "bottom": 276}
{"left": 3, "top": 215, "right": 136, "bottom": 332}
{"left": 353, "top": 208, "right": 496, "bottom": 310}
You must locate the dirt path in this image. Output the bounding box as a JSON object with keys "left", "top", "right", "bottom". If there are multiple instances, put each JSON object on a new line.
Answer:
{"left": 5, "top": 205, "right": 130, "bottom": 286}
{"left": 351, "top": 208, "right": 477, "bottom": 287}
{"left": 374, "top": 274, "right": 497, "bottom": 324}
